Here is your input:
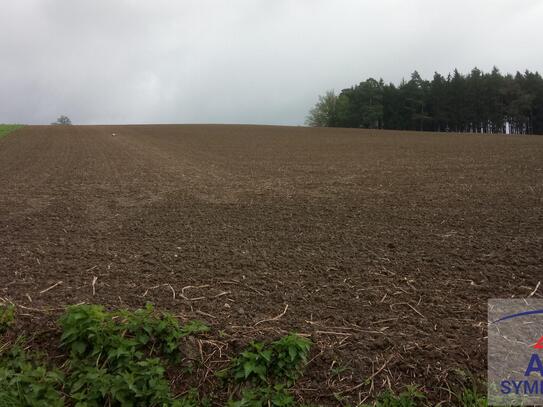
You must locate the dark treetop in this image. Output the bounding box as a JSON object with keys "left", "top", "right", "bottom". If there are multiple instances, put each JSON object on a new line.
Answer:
{"left": 307, "top": 67, "right": 543, "bottom": 135}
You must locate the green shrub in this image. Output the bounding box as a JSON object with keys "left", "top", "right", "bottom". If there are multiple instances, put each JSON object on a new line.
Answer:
{"left": 68, "top": 359, "right": 172, "bottom": 407}
{"left": 226, "top": 334, "right": 311, "bottom": 406}
{"left": 227, "top": 384, "right": 295, "bottom": 407}
{"left": 60, "top": 304, "right": 120, "bottom": 360}
{"left": 58, "top": 303, "right": 210, "bottom": 406}
{"left": 0, "top": 347, "right": 64, "bottom": 406}
{"left": 60, "top": 303, "right": 204, "bottom": 364}
{"left": 118, "top": 303, "right": 185, "bottom": 361}
{"left": 231, "top": 341, "right": 273, "bottom": 383}
{"left": 0, "top": 302, "right": 486, "bottom": 406}
{"left": 268, "top": 334, "right": 312, "bottom": 385}
{"left": 230, "top": 334, "right": 311, "bottom": 386}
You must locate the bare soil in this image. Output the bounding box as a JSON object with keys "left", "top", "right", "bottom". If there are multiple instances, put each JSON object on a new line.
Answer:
{"left": 1, "top": 124, "right": 542, "bottom": 404}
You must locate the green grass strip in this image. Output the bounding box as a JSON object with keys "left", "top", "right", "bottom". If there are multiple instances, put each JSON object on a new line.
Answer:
{"left": 0, "top": 124, "right": 24, "bottom": 140}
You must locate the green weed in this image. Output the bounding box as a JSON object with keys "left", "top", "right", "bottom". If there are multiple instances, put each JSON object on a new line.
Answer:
{"left": 58, "top": 303, "right": 210, "bottom": 406}
{"left": 227, "top": 334, "right": 311, "bottom": 406}
{"left": 59, "top": 303, "right": 202, "bottom": 363}
{"left": 227, "top": 384, "right": 295, "bottom": 407}
{"left": 68, "top": 358, "right": 172, "bottom": 406}
{"left": 456, "top": 388, "right": 488, "bottom": 407}
{"left": 0, "top": 346, "right": 65, "bottom": 406}
{"left": 329, "top": 361, "right": 350, "bottom": 378}
{"left": 0, "top": 303, "right": 491, "bottom": 406}
{"left": 172, "top": 388, "right": 208, "bottom": 407}
{"left": 443, "top": 369, "right": 489, "bottom": 407}
{"left": 230, "top": 334, "right": 312, "bottom": 386}
{"left": 181, "top": 319, "right": 211, "bottom": 337}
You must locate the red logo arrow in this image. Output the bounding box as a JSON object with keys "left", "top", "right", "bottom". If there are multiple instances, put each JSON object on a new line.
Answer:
{"left": 535, "top": 336, "right": 543, "bottom": 349}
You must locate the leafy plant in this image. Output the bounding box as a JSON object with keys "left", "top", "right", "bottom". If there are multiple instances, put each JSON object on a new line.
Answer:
{"left": 269, "top": 334, "right": 312, "bottom": 385}
{"left": 68, "top": 365, "right": 113, "bottom": 406}
{"left": 180, "top": 320, "right": 211, "bottom": 337}
{"left": 230, "top": 334, "right": 311, "bottom": 386}
{"left": 1, "top": 302, "right": 481, "bottom": 406}
{"left": 0, "top": 346, "right": 65, "bottom": 406}
{"left": 330, "top": 361, "right": 350, "bottom": 378}
{"left": 59, "top": 303, "right": 206, "bottom": 364}
{"left": 227, "top": 384, "right": 295, "bottom": 407}
{"left": 457, "top": 388, "right": 488, "bottom": 407}
{"left": 69, "top": 359, "right": 172, "bottom": 406}
{"left": 231, "top": 341, "right": 273, "bottom": 383}
{"left": 0, "top": 304, "right": 15, "bottom": 334}
{"left": 173, "top": 388, "right": 209, "bottom": 407}
{"left": 58, "top": 304, "right": 210, "bottom": 406}
{"left": 118, "top": 303, "right": 186, "bottom": 361}
{"left": 60, "top": 304, "right": 118, "bottom": 360}
{"left": 227, "top": 334, "right": 311, "bottom": 407}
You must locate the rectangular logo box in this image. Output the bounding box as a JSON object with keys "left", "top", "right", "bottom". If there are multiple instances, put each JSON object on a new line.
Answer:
{"left": 488, "top": 299, "right": 543, "bottom": 405}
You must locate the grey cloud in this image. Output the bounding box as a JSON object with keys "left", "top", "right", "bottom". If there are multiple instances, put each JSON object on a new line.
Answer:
{"left": 1, "top": 0, "right": 542, "bottom": 125}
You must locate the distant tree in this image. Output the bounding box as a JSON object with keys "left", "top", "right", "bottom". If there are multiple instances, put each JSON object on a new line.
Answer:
{"left": 52, "top": 115, "right": 72, "bottom": 125}
{"left": 428, "top": 72, "right": 449, "bottom": 131}
{"left": 382, "top": 83, "right": 404, "bottom": 130}
{"left": 403, "top": 71, "right": 431, "bottom": 131}
{"left": 309, "top": 67, "right": 543, "bottom": 134}
{"left": 356, "top": 79, "right": 385, "bottom": 128}
{"left": 335, "top": 79, "right": 384, "bottom": 128}
{"left": 306, "top": 91, "right": 338, "bottom": 127}
{"left": 336, "top": 92, "right": 354, "bottom": 127}
{"left": 521, "top": 70, "right": 543, "bottom": 134}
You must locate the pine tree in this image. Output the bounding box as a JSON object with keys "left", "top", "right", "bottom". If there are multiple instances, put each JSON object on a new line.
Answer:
{"left": 310, "top": 67, "right": 543, "bottom": 135}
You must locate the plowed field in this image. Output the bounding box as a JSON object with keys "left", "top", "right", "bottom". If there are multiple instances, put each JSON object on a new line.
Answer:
{"left": 1, "top": 125, "right": 542, "bottom": 404}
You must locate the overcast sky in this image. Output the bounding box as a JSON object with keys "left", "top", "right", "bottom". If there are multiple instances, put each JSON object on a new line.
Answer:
{"left": 1, "top": 0, "right": 542, "bottom": 125}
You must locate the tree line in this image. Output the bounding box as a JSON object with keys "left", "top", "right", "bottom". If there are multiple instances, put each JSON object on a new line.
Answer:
{"left": 306, "top": 67, "right": 543, "bottom": 135}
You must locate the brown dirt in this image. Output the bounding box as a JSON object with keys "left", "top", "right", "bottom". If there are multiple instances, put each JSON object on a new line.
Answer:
{"left": 1, "top": 124, "right": 542, "bottom": 404}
